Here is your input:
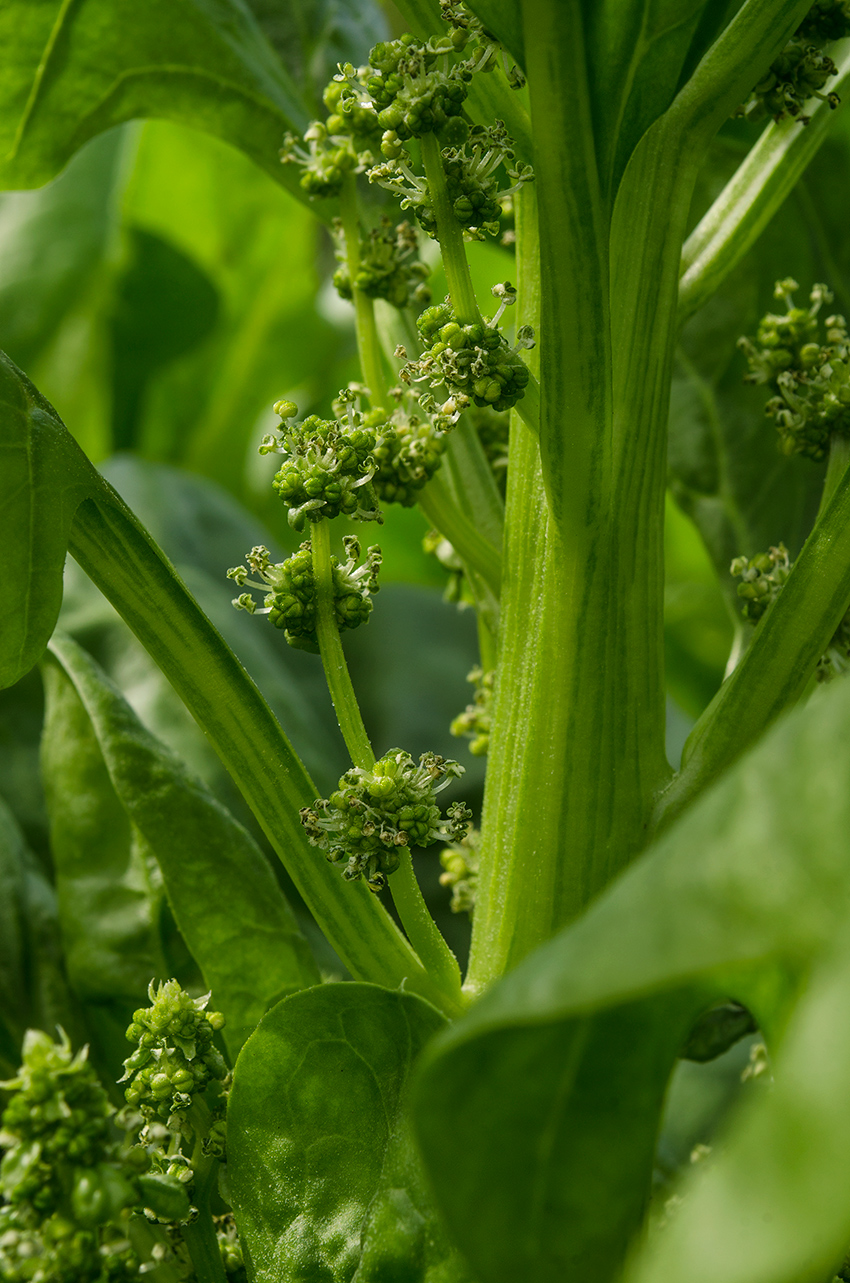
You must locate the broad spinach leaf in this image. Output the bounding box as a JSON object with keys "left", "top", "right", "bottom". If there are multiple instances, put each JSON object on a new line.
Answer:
{"left": 0, "top": 0, "right": 310, "bottom": 197}
{"left": 414, "top": 673, "right": 850, "bottom": 1283}
{"left": 45, "top": 632, "right": 320, "bottom": 1058}
{"left": 228, "top": 983, "right": 473, "bottom": 1282}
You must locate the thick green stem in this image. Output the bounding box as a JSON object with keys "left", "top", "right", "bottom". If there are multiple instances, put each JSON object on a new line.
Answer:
{"left": 419, "top": 130, "right": 480, "bottom": 324}
{"left": 339, "top": 175, "right": 389, "bottom": 409}
{"left": 311, "top": 517, "right": 374, "bottom": 771}
{"left": 182, "top": 1102, "right": 226, "bottom": 1283}
{"left": 818, "top": 433, "right": 850, "bottom": 518}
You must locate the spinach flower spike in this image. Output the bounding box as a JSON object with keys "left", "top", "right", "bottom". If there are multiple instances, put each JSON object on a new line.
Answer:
{"left": 737, "top": 2, "right": 850, "bottom": 124}
{"left": 403, "top": 281, "right": 534, "bottom": 412}
{"left": 731, "top": 541, "right": 850, "bottom": 680}
{"left": 332, "top": 216, "right": 431, "bottom": 310}
{"left": 738, "top": 279, "right": 850, "bottom": 459}
{"left": 228, "top": 537, "right": 382, "bottom": 652}
{"left": 301, "top": 749, "right": 472, "bottom": 892}
{"left": 261, "top": 396, "right": 385, "bottom": 529}
{"left": 120, "top": 980, "right": 227, "bottom": 1127}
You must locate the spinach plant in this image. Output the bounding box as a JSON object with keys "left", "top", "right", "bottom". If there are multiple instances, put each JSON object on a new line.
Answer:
{"left": 4, "top": 1, "right": 850, "bottom": 1281}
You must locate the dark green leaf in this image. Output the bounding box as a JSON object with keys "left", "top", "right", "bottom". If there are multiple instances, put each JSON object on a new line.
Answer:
{"left": 415, "top": 673, "right": 850, "bottom": 1283}
{"left": 0, "top": 0, "right": 310, "bottom": 197}
{"left": 248, "top": 0, "right": 388, "bottom": 115}
{"left": 0, "top": 795, "right": 81, "bottom": 1076}
{"left": 46, "top": 631, "right": 320, "bottom": 1057}
{"left": 40, "top": 649, "right": 168, "bottom": 1021}
{"left": 228, "top": 983, "right": 473, "bottom": 1282}
{"left": 0, "top": 128, "right": 127, "bottom": 372}
{"left": 0, "top": 351, "right": 100, "bottom": 689}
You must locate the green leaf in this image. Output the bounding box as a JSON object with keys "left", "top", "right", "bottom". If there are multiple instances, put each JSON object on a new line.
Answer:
{"left": 0, "top": 0, "right": 310, "bottom": 197}
{"left": 415, "top": 672, "right": 850, "bottom": 1283}
{"left": 45, "top": 631, "right": 320, "bottom": 1057}
{"left": 0, "top": 351, "right": 459, "bottom": 1015}
{"left": 228, "top": 983, "right": 473, "bottom": 1282}
{"left": 625, "top": 928, "right": 850, "bottom": 1283}
{"left": 0, "top": 352, "right": 100, "bottom": 688}
{"left": 0, "top": 795, "right": 80, "bottom": 1076}
{"left": 247, "top": 0, "right": 388, "bottom": 115}
{"left": 40, "top": 648, "right": 168, "bottom": 1018}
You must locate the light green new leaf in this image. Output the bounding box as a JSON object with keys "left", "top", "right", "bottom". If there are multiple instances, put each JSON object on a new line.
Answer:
{"left": 0, "top": 351, "right": 100, "bottom": 688}
{"left": 44, "top": 633, "right": 320, "bottom": 1057}
{"left": 415, "top": 674, "right": 850, "bottom": 1283}
{"left": 228, "top": 984, "right": 473, "bottom": 1283}
{"left": 0, "top": 0, "right": 310, "bottom": 198}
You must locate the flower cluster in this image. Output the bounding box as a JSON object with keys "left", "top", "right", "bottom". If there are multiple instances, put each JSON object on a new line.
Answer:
{"left": 365, "top": 393, "right": 452, "bottom": 506}
{"left": 798, "top": 0, "right": 850, "bottom": 40}
{"left": 450, "top": 666, "right": 494, "bottom": 756}
{"left": 280, "top": 121, "right": 360, "bottom": 199}
{"left": 120, "top": 981, "right": 227, "bottom": 1126}
{"left": 0, "top": 1030, "right": 146, "bottom": 1283}
{"left": 730, "top": 544, "right": 792, "bottom": 622}
{"left": 738, "top": 1, "right": 850, "bottom": 124}
{"left": 333, "top": 218, "right": 431, "bottom": 310}
{"left": 301, "top": 749, "right": 472, "bottom": 892}
{"left": 344, "top": 32, "right": 469, "bottom": 146}
{"left": 439, "top": 830, "right": 480, "bottom": 915}
{"left": 739, "top": 279, "right": 850, "bottom": 459}
{"left": 261, "top": 398, "right": 383, "bottom": 529}
{"left": 401, "top": 283, "right": 534, "bottom": 413}
{"left": 731, "top": 543, "right": 850, "bottom": 680}
{"left": 369, "top": 121, "right": 533, "bottom": 242}
{"left": 228, "top": 538, "right": 382, "bottom": 652}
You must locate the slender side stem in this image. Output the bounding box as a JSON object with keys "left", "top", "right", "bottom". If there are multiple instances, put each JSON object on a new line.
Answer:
{"left": 678, "top": 43, "right": 850, "bottom": 323}
{"left": 654, "top": 457, "right": 850, "bottom": 831}
{"left": 391, "top": 850, "right": 463, "bottom": 998}
{"left": 339, "top": 175, "right": 389, "bottom": 409}
{"left": 311, "top": 517, "right": 374, "bottom": 771}
{"left": 418, "top": 473, "right": 502, "bottom": 599}
{"left": 182, "top": 1101, "right": 226, "bottom": 1283}
{"left": 419, "top": 131, "right": 480, "bottom": 324}
{"left": 311, "top": 517, "right": 465, "bottom": 1000}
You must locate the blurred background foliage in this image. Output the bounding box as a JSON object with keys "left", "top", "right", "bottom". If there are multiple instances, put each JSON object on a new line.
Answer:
{"left": 2, "top": 0, "right": 850, "bottom": 1164}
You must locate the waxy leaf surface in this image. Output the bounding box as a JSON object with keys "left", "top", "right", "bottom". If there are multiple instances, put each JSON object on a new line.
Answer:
{"left": 228, "top": 983, "right": 473, "bottom": 1282}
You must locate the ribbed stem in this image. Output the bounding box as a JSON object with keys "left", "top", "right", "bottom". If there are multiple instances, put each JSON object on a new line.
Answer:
{"left": 391, "top": 849, "right": 463, "bottom": 999}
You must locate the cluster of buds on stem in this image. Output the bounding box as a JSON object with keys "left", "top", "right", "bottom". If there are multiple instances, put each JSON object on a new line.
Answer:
{"left": 450, "top": 666, "right": 494, "bottom": 756}
{"left": 301, "top": 749, "right": 472, "bottom": 892}
{"left": 228, "top": 538, "right": 382, "bottom": 652}
{"left": 439, "top": 829, "right": 480, "bottom": 915}
{"left": 401, "top": 282, "right": 534, "bottom": 413}
{"left": 731, "top": 542, "right": 850, "bottom": 680}
{"left": 737, "top": 1, "right": 850, "bottom": 124}
{"left": 739, "top": 279, "right": 850, "bottom": 460}
{"left": 332, "top": 217, "right": 431, "bottom": 310}
{"left": 120, "top": 981, "right": 227, "bottom": 1127}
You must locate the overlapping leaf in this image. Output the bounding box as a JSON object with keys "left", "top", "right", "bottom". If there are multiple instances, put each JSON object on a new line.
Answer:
{"left": 42, "top": 634, "right": 319, "bottom": 1057}
{"left": 414, "top": 674, "right": 850, "bottom": 1283}
{"left": 228, "top": 983, "right": 473, "bottom": 1282}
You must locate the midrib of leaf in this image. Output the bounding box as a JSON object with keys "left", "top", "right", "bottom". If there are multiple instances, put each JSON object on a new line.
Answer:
{"left": 8, "top": 0, "right": 80, "bottom": 161}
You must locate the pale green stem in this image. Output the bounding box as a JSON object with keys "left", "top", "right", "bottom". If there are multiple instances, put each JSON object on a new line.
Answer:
{"left": 339, "top": 175, "right": 389, "bottom": 409}
{"left": 419, "top": 130, "right": 480, "bottom": 324}
{"left": 311, "top": 517, "right": 464, "bottom": 1002}
{"left": 311, "top": 516, "right": 374, "bottom": 771}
